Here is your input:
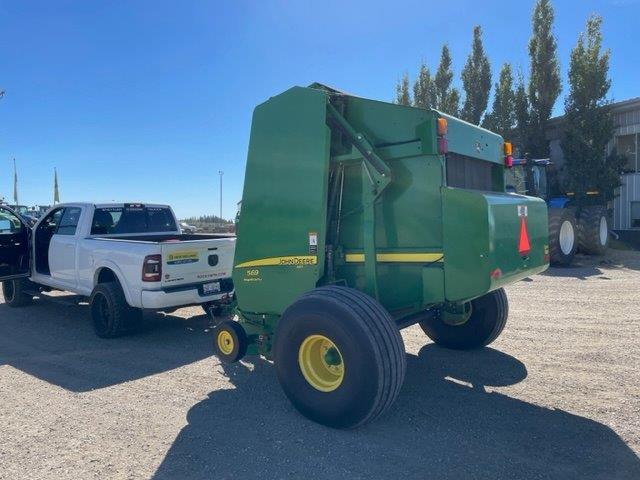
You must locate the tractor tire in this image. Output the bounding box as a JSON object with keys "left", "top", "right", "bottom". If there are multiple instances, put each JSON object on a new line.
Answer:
{"left": 1, "top": 278, "right": 34, "bottom": 307}
{"left": 90, "top": 282, "right": 141, "bottom": 338}
{"left": 548, "top": 208, "right": 577, "bottom": 266}
{"left": 420, "top": 288, "right": 508, "bottom": 350}
{"left": 274, "top": 286, "right": 406, "bottom": 429}
{"left": 577, "top": 206, "right": 609, "bottom": 255}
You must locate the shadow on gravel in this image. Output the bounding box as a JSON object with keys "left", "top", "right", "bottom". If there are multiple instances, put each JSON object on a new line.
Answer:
{"left": 154, "top": 345, "right": 640, "bottom": 480}
{"left": 541, "top": 252, "right": 640, "bottom": 280}
{"left": 0, "top": 299, "right": 213, "bottom": 392}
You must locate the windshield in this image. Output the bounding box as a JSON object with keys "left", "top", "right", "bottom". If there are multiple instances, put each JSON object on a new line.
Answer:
{"left": 91, "top": 205, "right": 177, "bottom": 235}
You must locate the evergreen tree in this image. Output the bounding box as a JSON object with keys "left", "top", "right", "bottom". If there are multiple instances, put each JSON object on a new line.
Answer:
{"left": 513, "top": 70, "right": 530, "bottom": 156}
{"left": 434, "top": 44, "right": 460, "bottom": 116}
{"left": 460, "top": 26, "right": 491, "bottom": 125}
{"left": 394, "top": 73, "right": 412, "bottom": 106}
{"left": 442, "top": 89, "right": 461, "bottom": 117}
{"left": 482, "top": 63, "right": 516, "bottom": 139}
{"left": 412, "top": 62, "right": 436, "bottom": 109}
{"left": 561, "top": 15, "right": 623, "bottom": 203}
{"left": 527, "top": 0, "right": 561, "bottom": 157}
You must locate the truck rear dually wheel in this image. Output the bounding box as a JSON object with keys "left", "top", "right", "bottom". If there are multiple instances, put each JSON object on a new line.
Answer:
{"left": 420, "top": 288, "right": 508, "bottom": 350}
{"left": 90, "top": 282, "right": 141, "bottom": 338}
{"left": 2, "top": 278, "right": 34, "bottom": 307}
{"left": 274, "top": 286, "right": 406, "bottom": 429}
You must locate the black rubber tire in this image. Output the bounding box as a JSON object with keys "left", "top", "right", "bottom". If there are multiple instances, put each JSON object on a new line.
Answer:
{"left": 548, "top": 208, "right": 577, "bottom": 266}
{"left": 90, "top": 282, "right": 141, "bottom": 338}
{"left": 420, "top": 288, "right": 509, "bottom": 350}
{"left": 213, "top": 320, "right": 248, "bottom": 363}
{"left": 274, "top": 286, "right": 406, "bottom": 429}
{"left": 577, "top": 206, "right": 609, "bottom": 255}
{"left": 2, "top": 278, "right": 34, "bottom": 307}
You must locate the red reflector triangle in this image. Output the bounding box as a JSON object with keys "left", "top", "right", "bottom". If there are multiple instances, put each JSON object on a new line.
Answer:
{"left": 518, "top": 217, "right": 531, "bottom": 255}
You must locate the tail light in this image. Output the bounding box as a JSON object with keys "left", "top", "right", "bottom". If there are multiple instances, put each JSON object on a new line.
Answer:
{"left": 504, "top": 142, "right": 513, "bottom": 168}
{"left": 437, "top": 117, "right": 448, "bottom": 154}
{"left": 142, "top": 254, "right": 162, "bottom": 282}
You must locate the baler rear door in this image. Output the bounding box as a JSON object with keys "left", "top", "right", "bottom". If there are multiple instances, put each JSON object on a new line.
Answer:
{"left": 442, "top": 187, "right": 548, "bottom": 302}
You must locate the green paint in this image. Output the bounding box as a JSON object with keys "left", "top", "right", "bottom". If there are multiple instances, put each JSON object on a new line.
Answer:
{"left": 233, "top": 83, "right": 549, "bottom": 347}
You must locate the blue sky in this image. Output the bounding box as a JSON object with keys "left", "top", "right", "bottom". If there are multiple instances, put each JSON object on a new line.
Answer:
{"left": 1, "top": 0, "right": 638, "bottom": 219}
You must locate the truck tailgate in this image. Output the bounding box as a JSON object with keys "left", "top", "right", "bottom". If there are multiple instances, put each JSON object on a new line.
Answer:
{"left": 160, "top": 237, "right": 236, "bottom": 290}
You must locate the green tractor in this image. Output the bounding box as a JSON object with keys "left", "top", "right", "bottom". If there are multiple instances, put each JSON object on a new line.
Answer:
{"left": 505, "top": 157, "right": 609, "bottom": 266}
{"left": 214, "top": 84, "right": 548, "bottom": 428}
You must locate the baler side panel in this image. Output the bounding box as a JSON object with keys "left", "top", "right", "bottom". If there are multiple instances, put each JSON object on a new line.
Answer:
{"left": 442, "top": 187, "right": 549, "bottom": 302}
{"left": 233, "top": 87, "right": 331, "bottom": 315}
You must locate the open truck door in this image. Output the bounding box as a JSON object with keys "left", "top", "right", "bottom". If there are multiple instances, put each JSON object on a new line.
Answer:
{"left": 0, "top": 205, "right": 31, "bottom": 281}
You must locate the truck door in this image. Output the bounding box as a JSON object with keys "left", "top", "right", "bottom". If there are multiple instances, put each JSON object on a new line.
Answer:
{"left": 49, "top": 206, "right": 83, "bottom": 288}
{"left": 0, "top": 205, "right": 31, "bottom": 280}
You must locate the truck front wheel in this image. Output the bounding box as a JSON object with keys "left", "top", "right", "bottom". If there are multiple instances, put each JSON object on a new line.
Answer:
{"left": 420, "top": 288, "right": 508, "bottom": 350}
{"left": 274, "top": 286, "right": 406, "bottom": 429}
{"left": 2, "top": 278, "right": 34, "bottom": 307}
{"left": 90, "top": 282, "right": 141, "bottom": 338}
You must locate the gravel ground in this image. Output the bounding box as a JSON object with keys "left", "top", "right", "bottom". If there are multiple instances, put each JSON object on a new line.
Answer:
{"left": 1, "top": 251, "right": 639, "bottom": 480}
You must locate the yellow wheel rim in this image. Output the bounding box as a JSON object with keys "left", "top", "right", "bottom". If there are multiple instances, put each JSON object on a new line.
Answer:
{"left": 217, "top": 330, "right": 235, "bottom": 356}
{"left": 298, "top": 335, "right": 344, "bottom": 392}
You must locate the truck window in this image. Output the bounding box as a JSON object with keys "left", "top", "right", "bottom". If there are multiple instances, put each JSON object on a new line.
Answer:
{"left": 0, "top": 210, "right": 23, "bottom": 234}
{"left": 56, "top": 207, "right": 82, "bottom": 235}
{"left": 91, "top": 206, "right": 177, "bottom": 235}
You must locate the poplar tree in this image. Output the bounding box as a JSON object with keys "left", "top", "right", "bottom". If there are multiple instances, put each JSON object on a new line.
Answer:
{"left": 513, "top": 71, "right": 530, "bottom": 156}
{"left": 460, "top": 26, "right": 491, "bottom": 125}
{"left": 561, "top": 15, "right": 623, "bottom": 202}
{"left": 434, "top": 45, "right": 460, "bottom": 115}
{"left": 482, "top": 63, "right": 516, "bottom": 139}
{"left": 527, "top": 0, "right": 561, "bottom": 157}
{"left": 394, "top": 73, "right": 412, "bottom": 106}
{"left": 413, "top": 63, "right": 436, "bottom": 109}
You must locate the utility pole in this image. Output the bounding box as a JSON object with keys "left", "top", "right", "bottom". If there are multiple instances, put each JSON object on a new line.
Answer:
{"left": 219, "top": 170, "right": 224, "bottom": 222}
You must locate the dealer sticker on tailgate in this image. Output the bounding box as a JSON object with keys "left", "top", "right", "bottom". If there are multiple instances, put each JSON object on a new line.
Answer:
{"left": 167, "top": 251, "right": 199, "bottom": 265}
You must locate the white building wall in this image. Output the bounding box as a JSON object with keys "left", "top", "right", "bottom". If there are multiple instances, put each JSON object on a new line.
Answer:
{"left": 614, "top": 173, "right": 640, "bottom": 230}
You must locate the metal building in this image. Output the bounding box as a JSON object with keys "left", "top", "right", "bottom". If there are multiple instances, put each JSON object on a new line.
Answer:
{"left": 547, "top": 97, "right": 640, "bottom": 232}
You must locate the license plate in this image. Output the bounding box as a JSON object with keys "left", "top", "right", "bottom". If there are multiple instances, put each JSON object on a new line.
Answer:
{"left": 203, "top": 281, "right": 221, "bottom": 294}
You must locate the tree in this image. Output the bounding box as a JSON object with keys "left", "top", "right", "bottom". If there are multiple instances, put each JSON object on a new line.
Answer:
{"left": 460, "top": 26, "right": 491, "bottom": 125}
{"left": 561, "top": 15, "right": 623, "bottom": 203}
{"left": 394, "top": 73, "right": 411, "bottom": 106}
{"left": 482, "top": 63, "right": 516, "bottom": 139}
{"left": 413, "top": 62, "right": 436, "bottom": 109}
{"left": 513, "top": 70, "right": 530, "bottom": 156}
{"left": 527, "top": 0, "right": 561, "bottom": 157}
{"left": 434, "top": 45, "right": 460, "bottom": 115}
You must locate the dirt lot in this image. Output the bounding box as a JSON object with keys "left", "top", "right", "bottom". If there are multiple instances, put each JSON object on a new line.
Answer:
{"left": 1, "top": 251, "right": 639, "bottom": 480}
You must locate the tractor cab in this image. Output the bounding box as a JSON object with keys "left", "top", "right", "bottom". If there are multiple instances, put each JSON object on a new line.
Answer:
{"left": 505, "top": 157, "right": 551, "bottom": 200}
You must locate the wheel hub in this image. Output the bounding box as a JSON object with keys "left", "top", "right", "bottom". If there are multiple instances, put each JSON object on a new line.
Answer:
{"left": 559, "top": 220, "right": 575, "bottom": 255}
{"left": 298, "top": 335, "right": 344, "bottom": 392}
{"left": 217, "top": 330, "right": 235, "bottom": 356}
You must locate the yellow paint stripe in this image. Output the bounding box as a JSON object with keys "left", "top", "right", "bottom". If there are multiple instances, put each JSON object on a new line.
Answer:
{"left": 235, "top": 256, "right": 318, "bottom": 268}
{"left": 345, "top": 253, "right": 443, "bottom": 263}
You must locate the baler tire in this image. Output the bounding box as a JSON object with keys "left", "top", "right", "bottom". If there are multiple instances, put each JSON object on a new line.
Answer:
{"left": 577, "top": 206, "right": 609, "bottom": 255}
{"left": 90, "top": 282, "right": 139, "bottom": 338}
{"left": 274, "top": 286, "right": 406, "bottom": 429}
{"left": 2, "top": 278, "right": 34, "bottom": 307}
{"left": 213, "top": 320, "right": 248, "bottom": 363}
{"left": 420, "top": 288, "right": 508, "bottom": 350}
{"left": 548, "top": 208, "right": 577, "bottom": 266}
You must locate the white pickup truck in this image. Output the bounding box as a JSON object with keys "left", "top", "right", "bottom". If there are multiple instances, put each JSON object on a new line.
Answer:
{"left": 0, "top": 203, "right": 235, "bottom": 337}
